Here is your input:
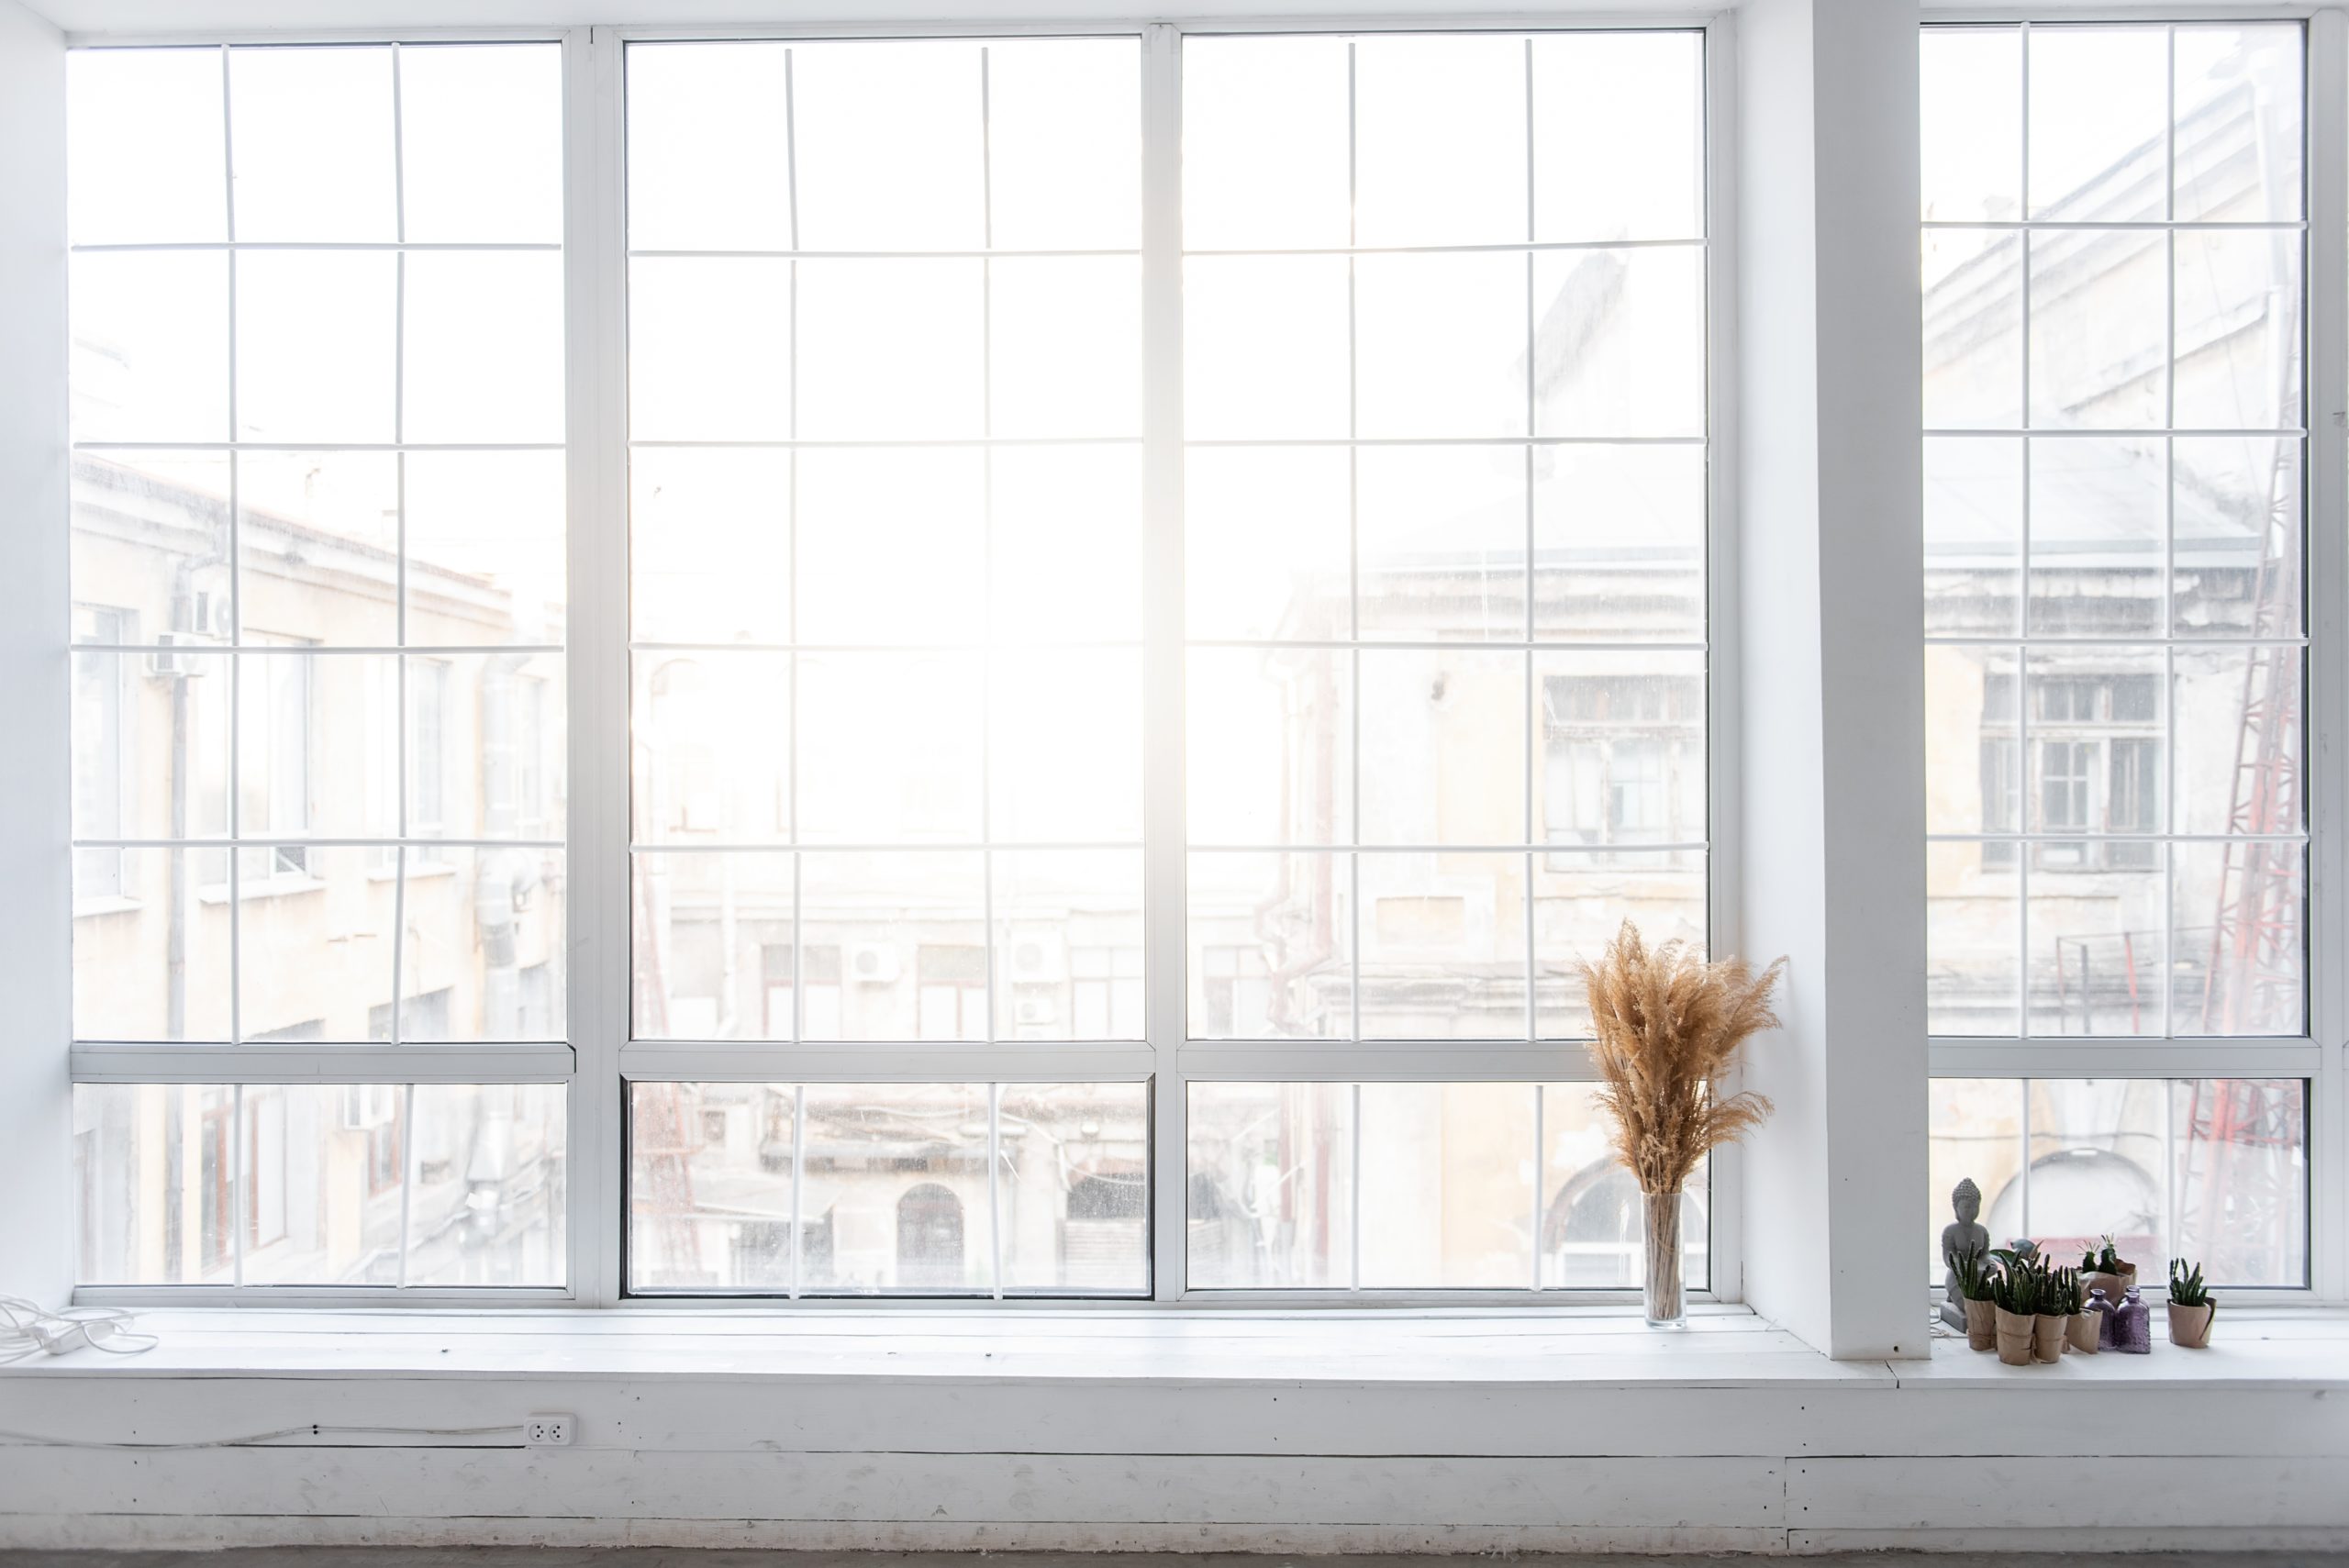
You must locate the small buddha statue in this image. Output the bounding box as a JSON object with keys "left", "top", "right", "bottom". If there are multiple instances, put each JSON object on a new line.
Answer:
{"left": 1939, "top": 1176, "right": 1990, "bottom": 1329}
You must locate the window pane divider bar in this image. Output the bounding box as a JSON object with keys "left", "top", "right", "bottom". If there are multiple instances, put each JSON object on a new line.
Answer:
{"left": 1190, "top": 638, "right": 1709, "bottom": 653}
{"left": 71, "top": 643, "right": 564, "bottom": 657}
{"left": 1920, "top": 219, "right": 2306, "bottom": 232}
{"left": 74, "top": 441, "right": 566, "bottom": 452}
{"left": 1923, "top": 635, "right": 2308, "bottom": 649}
{"left": 1188, "top": 237, "right": 1706, "bottom": 255}
{"left": 1186, "top": 434, "right": 1707, "bottom": 447}
{"left": 629, "top": 436, "right": 1138, "bottom": 449}
{"left": 72, "top": 837, "right": 565, "bottom": 850}
{"left": 72, "top": 240, "right": 562, "bottom": 251}
{"left": 71, "top": 1041, "right": 578, "bottom": 1084}
{"left": 1187, "top": 840, "right": 1710, "bottom": 853}
{"left": 1929, "top": 1040, "right": 2323, "bottom": 1078}
{"left": 631, "top": 247, "right": 1138, "bottom": 260}
{"left": 1923, "top": 427, "right": 2307, "bottom": 439}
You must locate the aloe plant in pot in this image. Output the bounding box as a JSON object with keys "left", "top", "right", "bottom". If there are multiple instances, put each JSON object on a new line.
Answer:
{"left": 1988, "top": 1249, "right": 2042, "bottom": 1366}
{"left": 2167, "top": 1257, "right": 2218, "bottom": 1348}
{"left": 1956, "top": 1250, "right": 1998, "bottom": 1351}
{"left": 2034, "top": 1263, "right": 2075, "bottom": 1362}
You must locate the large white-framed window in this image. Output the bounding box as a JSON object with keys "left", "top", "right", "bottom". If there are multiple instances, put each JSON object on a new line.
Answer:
{"left": 62, "top": 17, "right": 1725, "bottom": 1305}
{"left": 1920, "top": 17, "right": 2341, "bottom": 1297}
{"left": 65, "top": 38, "right": 575, "bottom": 1296}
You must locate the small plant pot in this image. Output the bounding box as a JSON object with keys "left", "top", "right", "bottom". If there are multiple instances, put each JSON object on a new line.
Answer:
{"left": 2032, "top": 1312, "right": 2068, "bottom": 1362}
{"left": 2167, "top": 1301, "right": 2216, "bottom": 1348}
{"left": 1993, "top": 1307, "right": 2035, "bottom": 1366}
{"left": 2066, "top": 1311, "right": 2101, "bottom": 1355}
{"left": 1964, "top": 1297, "right": 1998, "bottom": 1352}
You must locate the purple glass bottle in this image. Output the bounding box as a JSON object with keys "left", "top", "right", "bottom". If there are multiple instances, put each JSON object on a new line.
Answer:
{"left": 2085, "top": 1285, "right": 2115, "bottom": 1348}
{"left": 2110, "top": 1285, "right": 2154, "bottom": 1354}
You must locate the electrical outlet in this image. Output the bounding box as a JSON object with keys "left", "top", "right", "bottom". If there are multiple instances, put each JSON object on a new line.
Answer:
{"left": 523, "top": 1414, "right": 574, "bottom": 1446}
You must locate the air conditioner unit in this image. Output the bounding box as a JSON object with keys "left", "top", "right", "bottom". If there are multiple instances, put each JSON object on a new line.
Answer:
{"left": 1010, "top": 938, "right": 1066, "bottom": 983}
{"left": 846, "top": 943, "right": 900, "bottom": 984}
{"left": 1014, "top": 997, "right": 1058, "bottom": 1027}
{"left": 146, "top": 630, "right": 219, "bottom": 680}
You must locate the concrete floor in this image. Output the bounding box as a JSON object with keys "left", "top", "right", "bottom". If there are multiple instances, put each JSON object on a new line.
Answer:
{"left": 6, "top": 1555, "right": 2349, "bottom": 1568}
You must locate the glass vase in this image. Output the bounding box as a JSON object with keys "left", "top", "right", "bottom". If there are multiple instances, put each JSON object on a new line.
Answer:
{"left": 1642, "top": 1188, "right": 1686, "bottom": 1328}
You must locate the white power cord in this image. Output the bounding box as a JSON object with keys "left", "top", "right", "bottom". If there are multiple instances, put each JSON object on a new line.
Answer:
{"left": 0, "top": 1422, "right": 529, "bottom": 1450}
{"left": 0, "top": 1296, "right": 158, "bottom": 1365}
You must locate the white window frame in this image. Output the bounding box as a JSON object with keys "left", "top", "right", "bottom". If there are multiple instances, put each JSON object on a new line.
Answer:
{"left": 1919, "top": 6, "right": 2349, "bottom": 1306}
{"left": 69, "top": 10, "right": 1742, "bottom": 1309}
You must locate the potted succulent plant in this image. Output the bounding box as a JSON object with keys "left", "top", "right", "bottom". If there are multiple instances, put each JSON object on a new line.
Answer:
{"left": 2166, "top": 1257, "right": 2217, "bottom": 1348}
{"left": 2033, "top": 1263, "right": 2074, "bottom": 1362}
{"left": 2080, "top": 1234, "right": 2137, "bottom": 1305}
{"left": 2060, "top": 1265, "right": 2101, "bottom": 1354}
{"left": 1956, "top": 1250, "right": 1999, "bottom": 1351}
{"left": 1988, "top": 1249, "right": 2041, "bottom": 1366}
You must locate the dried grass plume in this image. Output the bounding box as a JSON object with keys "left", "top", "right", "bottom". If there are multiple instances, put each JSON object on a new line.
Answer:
{"left": 1580, "top": 920, "right": 1785, "bottom": 1196}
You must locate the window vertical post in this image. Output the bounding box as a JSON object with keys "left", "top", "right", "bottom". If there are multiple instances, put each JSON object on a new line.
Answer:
{"left": 1140, "top": 19, "right": 1188, "bottom": 1302}
{"left": 565, "top": 22, "right": 629, "bottom": 1307}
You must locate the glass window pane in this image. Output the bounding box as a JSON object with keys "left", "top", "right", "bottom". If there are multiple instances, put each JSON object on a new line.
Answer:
{"left": 990, "top": 445, "right": 1141, "bottom": 645}
{"left": 1920, "top": 28, "right": 2020, "bottom": 225}
{"left": 70, "top": 48, "right": 227, "bottom": 245}
{"left": 239, "top": 1084, "right": 406, "bottom": 1284}
{"left": 628, "top": 257, "right": 792, "bottom": 442}
{"left": 629, "top": 1082, "right": 798, "bottom": 1291}
{"left": 2175, "top": 645, "right": 2300, "bottom": 836}
{"left": 236, "top": 846, "right": 395, "bottom": 1041}
{"left": 1924, "top": 437, "right": 2022, "bottom": 635}
{"left": 2025, "top": 841, "right": 2165, "bottom": 1037}
{"left": 629, "top": 449, "right": 792, "bottom": 645}
{"left": 1179, "top": 36, "right": 1350, "bottom": 250}
{"left": 630, "top": 850, "right": 796, "bottom": 1040}
{"left": 71, "top": 252, "right": 230, "bottom": 444}
{"left": 405, "top": 450, "right": 568, "bottom": 648}
{"left": 1358, "top": 1082, "right": 1533, "bottom": 1289}
{"left": 794, "top": 448, "right": 984, "bottom": 646}
{"left": 2028, "top": 436, "right": 2164, "bottom": 638}
{"left": 404, "top": 251, "right": 565, "bottom": 444}
{"left": 998, "top": 1082, "right": 1149, "bottom": 1292}
{"left": 1186, "top": 851, "right": 1351, "bottom": 1040}
{"left": 2174, "top": 229, "right": 2301, "bottom": 433}
{"left": 2028, "top": 229, "right": 2166, "bottom": 430}
{"left": 230, "top": 651, "right": 395, "bottom": 841}
{"left": 73, "top": 850, "right": 234, "bottom": 1041}
{"left": 1183, "top": 255, "right": 1350, "bottom": 442}
{"left": 988, "top": 256, "right": 1141, "bottom": 440}
{"left": 1359, "top": 649, "right": 1525, "bottom": 846}
{"left": 74, "top": 1084, "right": 239, "bottom": 1283}
{"left": 2170, "top": 1078, "right": 2305, "bottom": 1284}
{"left": 73, "top": 648, "right": 230, "bottom": 845}
{"left": 1925, "top": 644, "right": 2019, "bottom": 837}
{"left": 238, "top": 450, "right": 399, "bottom": 647}
{"left": 2174, "top": 435, "right": 2300, "bottom": 639}
{"left": 2175, "top": 27, "right": 2302, "bottom": 224}
{"left": 797, "top": 652, "right": 984, "bottom": 843}
{"left": 1184, "top": 446, "right": 1350, "bottom": 643}
{"left": 1532, "top": 650, "right": 1706, "bottom": 850}
{"left": 398, "top": 44, "right": 563, "bottom": 244}
{"left": 801, "top": 1083, "right": 993, "bottom": 1293}
{"left": 1356, "top": 445, "right": 1525, "bottom": 643}
{"left": 1354, "top": 250, "right": 1528, "bottom": 440}
{"left": 2171, "top": 840, "right": 2303, "bottom": 1037}
{"left": 72, "top": 452, "right": 233, "bottom": 644}
{"left": 624, "top": 42, "right": 793, "bottom": 251}
{"left": 1358, "top": 851, "right": 1526, "bottom": 1040}
{"left": 1531, "top": 246, "right": 1703, "bottom": 439}
{"left": 1186, "top": 646, "right": 1350, "bottom": 848}
{"left": 2026, "top": 27, "right": 2165, "bottom": 221}
{"left": 228, "top": 46, "right": 397, "bottom": 242}
{"left": 796, "top": 259, "right": 984, "bottom": 440}
{"left": 991, "top": 650, "right": 1142, "bottom": 844}
{"left": 797, "top": 853, "right": 986, "bottom": 1041}
{"left": 1543, "top": 1081, "right": 1707, "bottom": 1291}
{"left": 398, "top": 846, "right": 564, "bottom": 1041}
{"left": 985, "top": 40, "right": 1141, "bottom": 250}
{"left": 1531, "top": 443, "right": 1706, "bottom": 644}
{"left": 633, "top": 651, "right": 791, "bottom": 846}
{"left": 2022, "top": 645, "right": 2163, "bottom": 836}
{"left": 236, "top": 251, "right": 397, "bottom": 444}
{"left": 1532, "top": 31, "right": 1702, "bottom": 243}
{"left": 789, "top": 40, "right": 984, "bottom": 251}
{"left": 405, "top": 1084, "right": 566, "bottom": 1285}
{"left": 1922, "top": 230, "right": 2023, "bottom": 430}
{"left": 1186, "top": 1082, "right": 1353, "bottom": 1288}
{"left": 1927, "top": 841, "right": 2021, "bottom": 1038}
{"left": 1532, "top": 850, "right": 1705, "bottom": 1040}
{"left": 1353, "top": 33, "right": 1525, "bottom": 249}
{"left": 993, "top": 852, "right": 1143, "bottom": 1041}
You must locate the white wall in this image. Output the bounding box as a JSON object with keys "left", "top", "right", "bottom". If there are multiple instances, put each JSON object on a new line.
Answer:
{"left": 0, "top": 0, "right": 73, "bottom": 1311}
{"left": 1735, "top": 0, "right": 1928, "bottom": 1361}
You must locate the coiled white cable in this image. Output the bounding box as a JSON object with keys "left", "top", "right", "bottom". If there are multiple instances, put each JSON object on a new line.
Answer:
{"left": 0, "top": 1296, "right": 158, "bottom": 1365}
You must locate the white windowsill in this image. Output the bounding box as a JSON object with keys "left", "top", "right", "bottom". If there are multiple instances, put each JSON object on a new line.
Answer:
{"left": 13, "top": 1304, "right": 2349, "bottom": 1388}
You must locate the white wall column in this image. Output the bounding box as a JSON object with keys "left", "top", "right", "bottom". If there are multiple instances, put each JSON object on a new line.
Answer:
{"left": 0, "top": 0, "right": 73, "bottom": 1307}
{"left": 1734, "top": 0, "right": 1927, "bottom": 1360}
